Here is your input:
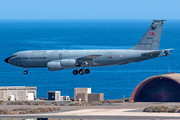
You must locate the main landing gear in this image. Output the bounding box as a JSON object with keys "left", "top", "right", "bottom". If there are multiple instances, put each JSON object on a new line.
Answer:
{"left": 23, "top": 68, "right": 28, "bottom": 75}
{"left": 73, "top": 68, "right": 90, "bottom": 75}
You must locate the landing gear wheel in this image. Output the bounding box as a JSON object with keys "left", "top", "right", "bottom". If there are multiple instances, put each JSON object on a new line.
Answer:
{"left": 79, "top": 69, "right": 84, "bottom": 75}
{"left": 85, "top": 69, "right": 90, "bottom": 74}
{"left": 23, "top": 70, "right": 28, "bottom": 75}
{"left": 73, "top": 70, "right": 78, "bottom": 75}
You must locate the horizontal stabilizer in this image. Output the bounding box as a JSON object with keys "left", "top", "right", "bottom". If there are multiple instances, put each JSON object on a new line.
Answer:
{"left": 142, "top": 49, "right": 172, "bottom": 57}
{"left": 142, "top": 51, "right": 162, "bottom": 57}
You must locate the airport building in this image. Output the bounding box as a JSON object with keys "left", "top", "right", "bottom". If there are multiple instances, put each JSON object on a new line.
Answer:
{"left": 74, "top": 88, "right": 104, "bottom": 101}
{"left": 47, "top": 91, "right": 70, "bottom": 101}
{"left": 130, "top": 73, "right": 180, "bottom": 102}
{"left": 5, "top": 73, "right": 180, "bottom": 103}
{"left": 0, "top": 86, "right": 37, "bottom": 101}
{"left": 88, "top": 93, "right": 104, "bottom": 102}
{"left": 74, "top": 88, "right": 91, "bottom": 101}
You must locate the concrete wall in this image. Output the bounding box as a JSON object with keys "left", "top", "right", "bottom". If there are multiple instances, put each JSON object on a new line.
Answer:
{"left": 47, "top": 91, "right": 61, "bottom": 101}
{"left": 0, "top": 86, "right": 37, "bottom": 101}
{"left": 77, "top": 93, "right": 85, "bottom": 101}
{"left": 55, "top": 91, "right": 60, "bottom": 101}
{"left": 0, "top": 91, "right": 5, "bottom": 100}
{"left": 88, "top": 93, "right": 104, "bottom": 101}
{"left": 60, "top": 96, "right": 70, "bottom": 101}
{"left": 74, "top": 88, "right": 91, "bottom": 101}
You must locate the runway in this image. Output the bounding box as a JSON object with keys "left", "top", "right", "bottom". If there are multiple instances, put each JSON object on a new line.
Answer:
{"left": 1, "top": 109, "right": 180, "bottom": 119}
{"left": 1, "top": 102, "right": 180, "bottom": 119}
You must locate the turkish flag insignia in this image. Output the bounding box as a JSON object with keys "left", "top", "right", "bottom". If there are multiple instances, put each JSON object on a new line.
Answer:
{"left": 150, "top": 32, "right": 154, "bottom": 35}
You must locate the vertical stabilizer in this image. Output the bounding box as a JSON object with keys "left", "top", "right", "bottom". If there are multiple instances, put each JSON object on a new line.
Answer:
{"left": 131, "top": 20, "right": 166, "bottom": 50}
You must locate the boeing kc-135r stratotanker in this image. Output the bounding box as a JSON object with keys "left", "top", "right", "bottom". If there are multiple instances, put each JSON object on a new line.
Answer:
{"left": 5, "top": 20, "right": 171, "bottom": 75}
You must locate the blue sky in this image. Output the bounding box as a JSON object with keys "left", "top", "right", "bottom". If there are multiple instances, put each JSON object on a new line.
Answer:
{"left": 0, "top": 0, "right": 179, "bottom": 19}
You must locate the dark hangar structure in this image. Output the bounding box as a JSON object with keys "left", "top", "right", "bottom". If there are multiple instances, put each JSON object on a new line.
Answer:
{"left": 130, "top": 73, "right": 180, "bottom": 102}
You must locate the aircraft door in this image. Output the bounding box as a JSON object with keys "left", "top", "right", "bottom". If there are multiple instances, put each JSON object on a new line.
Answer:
{"left": 52, "top": 51, "right": 59, "bottom": 60}
{"left": 107, "top": 52, "right": 112, "bottom": 60}
{"left": 106, "top": 51, "right": 114, "bottom": 64}
{"left": 53, "top": 51, "right": 63, "bottom": 60}
{"left": 59, "top": 53, "right": 62, "bottom": 59}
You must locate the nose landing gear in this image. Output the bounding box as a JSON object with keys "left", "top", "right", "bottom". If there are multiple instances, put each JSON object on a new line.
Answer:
{"left": 23, "top": 68, "right": 28, "bottom": 75}
{"left": 23, "top": 70, "right": 28, "bottom": 75}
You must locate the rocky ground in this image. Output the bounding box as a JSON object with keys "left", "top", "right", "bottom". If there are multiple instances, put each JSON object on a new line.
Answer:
{"left": 143, "top": 106, "right": 180, "bottom": 113}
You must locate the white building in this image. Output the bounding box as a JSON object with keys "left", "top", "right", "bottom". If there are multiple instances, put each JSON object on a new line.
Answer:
{"left": 0, "top": 86, "right": 37, "bottom": 101}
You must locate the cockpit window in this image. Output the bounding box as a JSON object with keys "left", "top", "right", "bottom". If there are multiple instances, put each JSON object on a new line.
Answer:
{"left": 11, "top": 55, "right": 18, "bottom": 57}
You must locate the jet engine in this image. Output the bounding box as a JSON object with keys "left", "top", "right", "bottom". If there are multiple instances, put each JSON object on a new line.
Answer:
{"left": 47, "top": 61, "right": 63, "bottom": 71}
{"left": 60, "top": 59, "right": 76, "bottom": 69}
{"left": 47, "top": 59, "right": 76, "bottom": 71}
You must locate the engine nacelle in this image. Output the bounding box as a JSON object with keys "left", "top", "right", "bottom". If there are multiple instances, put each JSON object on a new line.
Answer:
{"left": 47, "top": 61, "right": 63, "bottom": 71}
{"left": 60, "top": 59, "right": 76, "bottom": 69}
{"left": 47, "top": 59, "right": 77, "bottom": 71}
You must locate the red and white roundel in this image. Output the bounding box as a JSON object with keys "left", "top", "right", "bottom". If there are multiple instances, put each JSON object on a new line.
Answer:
{"left": 120, "top": 55, "right": 123, "bottom": 57}
{"left": 150, "top": 32, "right": 154, "bottom": 35}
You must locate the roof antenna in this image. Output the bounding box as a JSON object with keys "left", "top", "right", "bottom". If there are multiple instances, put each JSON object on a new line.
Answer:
{"left": 169, "top": 67, "right": 170, "bottom": 73}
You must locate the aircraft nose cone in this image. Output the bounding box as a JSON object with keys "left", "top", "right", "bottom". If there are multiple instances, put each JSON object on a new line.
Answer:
{"left": 4, "top": 57, "right": 11, "bottom": 63}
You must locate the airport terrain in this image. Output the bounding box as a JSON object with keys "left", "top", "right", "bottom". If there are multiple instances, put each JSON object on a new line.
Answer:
{"left": 1, "top": 102, "right": 180, "bottom": 119}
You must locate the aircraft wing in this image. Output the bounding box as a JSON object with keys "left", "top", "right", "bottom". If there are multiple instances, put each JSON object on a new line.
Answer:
{"left": 76, "top": 55, "right": 101, "bottom": 61}
{"left": 76, "top": 55, "right": 101, "bottom": 67}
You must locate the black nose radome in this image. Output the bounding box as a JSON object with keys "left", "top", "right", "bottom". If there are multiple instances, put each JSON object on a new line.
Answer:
{"left": 4, "top": 57, "right": 11, "bottom": 63}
